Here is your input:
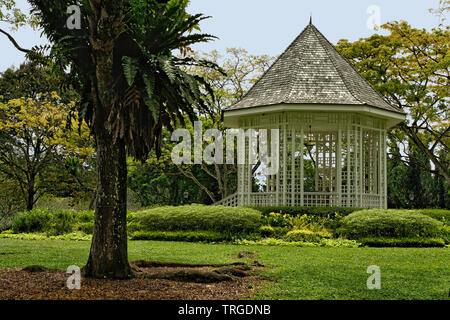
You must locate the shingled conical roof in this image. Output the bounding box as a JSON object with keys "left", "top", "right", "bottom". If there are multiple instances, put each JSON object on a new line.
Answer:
{"left": 226, "top": 21, "right": 403, "bottom": 114}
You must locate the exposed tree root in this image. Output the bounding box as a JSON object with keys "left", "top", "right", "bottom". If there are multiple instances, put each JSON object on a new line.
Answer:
{"left": 129, "top": 260, "right": 255, "bottom": 283}
{"left": 139, "top": 269, "right": 233, "bottom": 283}
{"left": 238, "top": 251, "right": 256, "bottom": 258}
{"left": 22, "top": 265, "right": 58, "bottom": 273}
{"left": 130, "top": 260, "right": 246, "bottom": 268}
{"left": 214, "top": 265, "right": 251, "bottom": 277}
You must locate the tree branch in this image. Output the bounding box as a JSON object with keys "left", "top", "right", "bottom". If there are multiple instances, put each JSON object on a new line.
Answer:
{"left": 0, "top": 28, "right": 31, "bottom": 53}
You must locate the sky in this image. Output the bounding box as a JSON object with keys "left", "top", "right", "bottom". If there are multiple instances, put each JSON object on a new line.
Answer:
{"left": 0, "top": 0, "right": 445, "bottom": 72}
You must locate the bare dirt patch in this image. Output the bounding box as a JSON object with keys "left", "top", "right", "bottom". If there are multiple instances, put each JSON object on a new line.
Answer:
{"left": 0, "top": 264, "right": 268, "bottom": 300}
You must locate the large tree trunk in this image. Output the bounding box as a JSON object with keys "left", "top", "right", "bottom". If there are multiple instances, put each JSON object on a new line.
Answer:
{"left": 82, "top": 0, "right": 131, "bottom": 279}
{"left": 26, "top": 188, "right": 34, "bottom": 211}
{"left": 26, "top": 176, "right": 35, "bottom": 211}
{"left": 83, "top": 130, "right": 131, "bottom": 279}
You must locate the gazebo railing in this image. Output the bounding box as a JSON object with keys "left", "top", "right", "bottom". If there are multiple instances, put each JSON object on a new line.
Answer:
{"left": 214, "top": 192, "right": 383, "bottom": 208}
{"left": 213, "top": 193, "right": 239, "bottom": 207}
{"left": 249, "top": 192, "right": 277, "bottom": 206}
{"left": 302, "top": 192, "right": 339, "bottom": 207}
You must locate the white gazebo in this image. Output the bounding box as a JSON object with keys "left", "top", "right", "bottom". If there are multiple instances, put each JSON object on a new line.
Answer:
{"left": 217, "top": 21, "right": 405, "bottom": 208}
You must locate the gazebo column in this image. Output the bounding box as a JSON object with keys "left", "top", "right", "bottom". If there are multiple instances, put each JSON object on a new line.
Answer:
{"left": 336, "top": 127, "right": 342, "bottom": 206}
{"left": 237, "top": 164, "right": 244, "bottom": 206}
{"left": 378, "top": 130, "right": 383, "bottom": 209}
{"left": 346, "top": 123, "right": 351, "bottom": 207}
{"left": 291, "top": 127, "right": 296, "bottom": 206}
{"left": 237, "top": 129, "right": 246, "bottom": 206}
{"left": 315, "top": 134, "right": 319, "bottom": 192}
{"left": 359, "top": 126, "right": 363, "bottom": 208}
{"left": 282, "top": 120, "right": 287, "bottom": 206}
{"left": 247, "top": 131, "right": 253, "bottom": 206}
{"left": 276, "top": 121, "right": 281, "bottom": 206}
{"left": 383, "top": 130, "right": 388, "bottom": 209}
{"left": 300, "top": 127, "right": 304, "bottom": 206}
{"left": 322, "top": 133, "right": 326, "bottom": 192}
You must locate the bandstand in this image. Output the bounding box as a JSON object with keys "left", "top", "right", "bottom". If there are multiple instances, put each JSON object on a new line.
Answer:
{"left": 216, "top": 20, "right": 405, "bottom": 208}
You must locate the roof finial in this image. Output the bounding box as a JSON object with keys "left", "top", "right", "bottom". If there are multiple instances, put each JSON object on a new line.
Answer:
{"left": 309, "top": 14, "right": 312, "bottom": 25}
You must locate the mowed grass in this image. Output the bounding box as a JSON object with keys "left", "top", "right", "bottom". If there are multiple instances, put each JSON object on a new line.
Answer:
{"left": 0, "top": 239, "right": 448, "bottom": 300}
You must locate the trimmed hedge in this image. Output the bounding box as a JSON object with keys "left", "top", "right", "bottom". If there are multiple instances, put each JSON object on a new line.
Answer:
{"left": 416, "top": 209, "right": 450, "bottom": 225}
{"left": 440, "top": 225, "right": 450, "bottom": 244}
{"left": 338, "top": 209, "right": 443, "bottom": 239}
{"left": 130, "top": 230, "right": 226, "bottom": 242}
{"left": 250, "top": 206, "right": 360, "bottom": 218}
{"left": 134, "top": 204, "right": 261, "bottom": 234}
{"left": 359, "top": 237, "right": 446, "bottom": 248}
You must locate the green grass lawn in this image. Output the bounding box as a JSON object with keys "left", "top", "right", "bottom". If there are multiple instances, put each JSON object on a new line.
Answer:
{"left": 0, "top": 239, "right": 448, "bottom": 300}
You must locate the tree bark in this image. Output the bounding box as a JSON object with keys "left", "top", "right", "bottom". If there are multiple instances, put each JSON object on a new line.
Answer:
{"left": 82, "top": 0, "right": 131, "bottom": 279}
{"left": 83, "top": 130, "right": 131, "bottom": 279}
{"left": 26, "top": 189, "right": 34, "bottom": 211}
{"left": 26, "top": 175, "right": 36, "bottom": 211}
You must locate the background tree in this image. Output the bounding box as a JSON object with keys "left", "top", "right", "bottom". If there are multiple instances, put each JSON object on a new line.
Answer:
{"left": 336, "top": 21, "right": 449, "bottom": 184}
{"left": 429, "top": 0, "right": 450, "bottom": 25}
{"left": 175, "top": 48, "right": 276, "bottom": 201}
{"left": 0, "top": 91, "right": 93, "bottom": 210}
{"left": 0, "top": 61, "right": 95, "bottom": 210}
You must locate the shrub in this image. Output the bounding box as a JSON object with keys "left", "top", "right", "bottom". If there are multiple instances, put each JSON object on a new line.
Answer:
{"left": 12, "top": 209, "right": 86, "bottom": 235}
{"left": 75, "top": 211, "right": 95, "bottom": 223}
{"left": 337, "top": 209, "right": 443, "bottom": 239}
{"left": 359, "top": 237, "right": 446, "bottom": 248}
{"left": 75, "top": 222, "right": 94, "bottom": 235}
{"left": 0, "top": 212, "right": 20, "bottom": 232}
{"left": 291, "top": 215, "right": 332, "bottom": 233}
{"left": 440, "top": 225, "right": 450, "bottom": 244}
{"left": 260, "top": 212, "right": 293, "bottom": 228}
{"left": 255, "top": 207, "right": 356, "bottom": 233}
{"left": 251, "top": 206, "right": 359, "bottom": 218}
{"left": 130, "top": 230, "right": 226, "bottom": 242}
{"left": 134, "top": 204, "right": 261, "bottom": 234}
{"left": 284, "top": 229, "right": 332, "bottom": 243}
{"left": 258, "top": 225, "right": 289, "bottom": 238}
{"left": 12, "top": 210, "right": 51, "bottom": 233}
{"left": 416, "top": 209, "right": 450, "bottom": 225}
{"left": 46, "top": 210, "right": 76, "bottom": 236}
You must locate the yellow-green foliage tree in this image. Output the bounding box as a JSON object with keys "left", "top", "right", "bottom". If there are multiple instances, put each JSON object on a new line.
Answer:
{"left": 0, "top": 92, "right": 93, "bottom": 210}
{"left": 336, "top": 21, "right": 449, "bottom": 184}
